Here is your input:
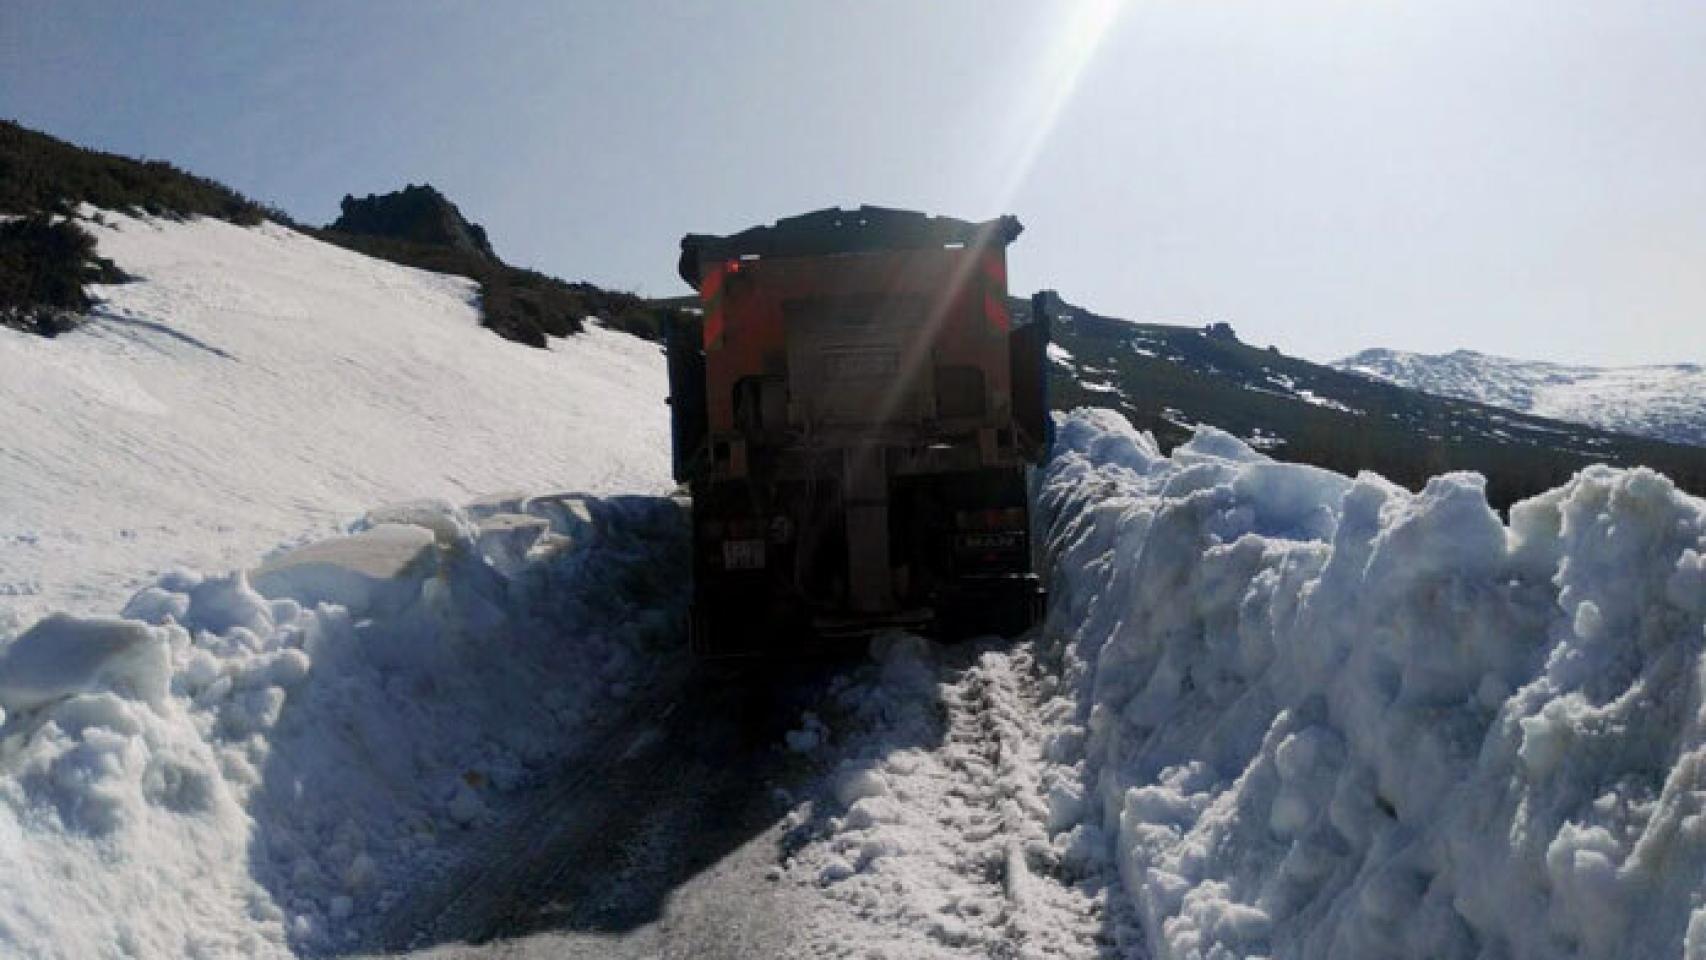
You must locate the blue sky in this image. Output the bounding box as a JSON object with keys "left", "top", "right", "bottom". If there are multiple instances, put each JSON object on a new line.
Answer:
{"left": 4, "top": 1, "right": 1703, "bottom": 365}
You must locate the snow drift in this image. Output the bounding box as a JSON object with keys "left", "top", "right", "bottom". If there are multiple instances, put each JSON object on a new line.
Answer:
{"left": 0, "top": 491, "right": 688, "bottom": 958}
{"left": 1036, "top": 408, "right": 1706, "bottom": 959}
{"left": 0, "top": 209, "right": 671, "bottom": 632}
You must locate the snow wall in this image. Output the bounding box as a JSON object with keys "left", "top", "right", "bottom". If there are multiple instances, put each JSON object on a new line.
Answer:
{"left": 0, "top": 493, "right": 686, "bottom": 958}
{"left": 1037, "top": 407, "right": 1706, "bottom": 960}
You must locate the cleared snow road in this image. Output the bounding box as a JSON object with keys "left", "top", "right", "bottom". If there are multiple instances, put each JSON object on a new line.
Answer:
{"left": 356, "top": 638, "right": 1139, "bottom": 960}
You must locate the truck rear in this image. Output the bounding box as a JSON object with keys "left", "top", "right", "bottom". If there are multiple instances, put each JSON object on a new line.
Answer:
{"left": 667, "top": 206, "right": 1050, "bottom": 655}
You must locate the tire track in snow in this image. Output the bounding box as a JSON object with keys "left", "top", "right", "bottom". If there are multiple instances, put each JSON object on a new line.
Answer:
{"left": 785, "top": 639, "right": 1143, "bottom": 959}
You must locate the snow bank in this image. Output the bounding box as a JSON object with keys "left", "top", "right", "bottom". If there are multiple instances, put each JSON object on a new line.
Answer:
{"left": 1037, "top": 407, "right": 1706, "bottom": 960}
{"left": 0, "top": 209, "right": 671, "bottom": 631}
{"left": 0, "top": 492, "right": 687, "bottom": 958}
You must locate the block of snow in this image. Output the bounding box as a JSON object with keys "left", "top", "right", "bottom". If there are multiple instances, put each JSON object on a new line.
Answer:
{"left": 0, "top": 614, "right": 169, "bottom": 712}
{"left": 120, "top": 586, "right": 191, "bottom": 625}
{"left": 475, "top": 513, "right": 551, "bottom": 575}
{"left": 835, "top": 766, "right": 889, "bottom": 806}
{"left": 523, "top": 493, "right": 597, "bottom": 539}
{"left": 361, "top": 500, "right": 475, "bottom": 547}
{"left": 462, "top": 491, "right": 531, "bottom": 520}
{"left": 250, "top": 523, "right": 436, "bottom": 615}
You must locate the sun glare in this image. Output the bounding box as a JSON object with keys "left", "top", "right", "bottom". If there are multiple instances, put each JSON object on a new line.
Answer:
{"left": 995, "top": 0, "right": 1127, "bottom": 204}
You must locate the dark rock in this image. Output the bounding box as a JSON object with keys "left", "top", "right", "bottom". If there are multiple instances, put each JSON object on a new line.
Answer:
{"left": 1203, "top": 321, "right": 1239, "bottom": 343}
{"left": 330, "top": 184, "right": 498, "bottom": 261}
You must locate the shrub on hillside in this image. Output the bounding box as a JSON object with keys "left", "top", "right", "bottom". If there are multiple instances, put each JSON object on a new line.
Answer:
{"left": 313, "top": 227, "right": 680, "bottom": 346}
{"left": 0, "top": 121, "right": 275, "bottom": 336}
{"left": 0, "top": 215, "right": 128, "bottom": 336}
{"left": 0, "top": 121, "right": 271, "bottom": 224}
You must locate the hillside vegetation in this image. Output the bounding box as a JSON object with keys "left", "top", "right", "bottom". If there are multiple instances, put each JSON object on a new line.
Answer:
{"left": 314, "top": 189, "right": 676, "bottom": 345}
{"left": 0, "top": 121, "right": 272, "bottom": 334}
{"left": 0, "top": 120, "right": 273, "bottom": 223}
{"left": 0, "top": 121, "right": 678, "bottom": 344}
{"left": 0, "top": 215, "right": 129, "bottom": 335}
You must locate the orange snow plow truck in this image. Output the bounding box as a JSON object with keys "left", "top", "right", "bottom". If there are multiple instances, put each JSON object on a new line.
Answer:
{"left": 668, "top": 206, "right": 1051, "bottom": 656}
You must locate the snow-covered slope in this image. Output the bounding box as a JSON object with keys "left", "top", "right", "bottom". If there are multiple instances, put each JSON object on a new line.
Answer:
{"left": 0, "top": 210, "right": 688, "bottom": 957}
{"left": 1339, "top": 347, "right": 1706, "bottom": 448}
{"left": 0, "top": 211, "right": 671, "bottom": 633}
{"left": 1037, "top": 408, "right": 1706, "bottom": 960}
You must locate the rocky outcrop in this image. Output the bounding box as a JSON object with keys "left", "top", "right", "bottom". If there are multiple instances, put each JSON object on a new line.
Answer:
{"left": 330, "top": 184, "right": 497, "bottom": 261}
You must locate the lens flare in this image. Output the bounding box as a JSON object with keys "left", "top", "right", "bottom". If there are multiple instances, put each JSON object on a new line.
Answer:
{"left": 995, "top": 0, "right": 1127, "bottom": 203}
{"left": 869, "top": 2, "right": 1125, "bottom": 435}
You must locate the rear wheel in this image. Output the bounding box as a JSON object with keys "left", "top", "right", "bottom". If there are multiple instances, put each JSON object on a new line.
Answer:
{"left": 689, "top": 597, "right": 813, "bottom": 658}
{"left": 935, "top": 578, "right": 1046, "bottom": 640}
{"left": 689, "top": 602, "right": 757, "bottom": 658}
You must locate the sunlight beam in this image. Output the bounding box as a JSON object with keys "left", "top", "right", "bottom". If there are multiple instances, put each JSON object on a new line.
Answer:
{"left": 992, "top": 0, "right": 1128, "bottom": 207}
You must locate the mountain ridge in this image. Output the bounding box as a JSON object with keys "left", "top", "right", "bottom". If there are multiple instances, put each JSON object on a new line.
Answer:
{"left": 0, "top": 121, "right": 683, "bottom": 346}
{"left": 329, "top": 184, "right": 498, "bottom": 261}
{"left": 1336, "top": 346, "right": 1706, "bottom": 448}
{"left": 1030, "top": 291, "right": 1706, "bottom": 509}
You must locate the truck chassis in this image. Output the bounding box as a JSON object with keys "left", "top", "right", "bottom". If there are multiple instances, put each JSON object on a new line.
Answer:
{"left": 667, "top": 207, "right": 1051, "bottom": 655}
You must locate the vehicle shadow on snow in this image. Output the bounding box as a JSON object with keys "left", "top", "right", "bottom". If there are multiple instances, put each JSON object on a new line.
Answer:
{"left": 370, "top": 651, "right": 896, "bottom": 954}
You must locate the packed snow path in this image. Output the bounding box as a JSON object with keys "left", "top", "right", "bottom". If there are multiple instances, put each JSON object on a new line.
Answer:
{"left": 778, "top": 637, "right": 1143, "bottom": 959}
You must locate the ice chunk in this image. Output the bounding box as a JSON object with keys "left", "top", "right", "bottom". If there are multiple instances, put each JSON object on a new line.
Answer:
{"left": 835, "top": 767, "right": 889, "bottom": 806}
{"left": 186, "top": 573, "right": 275, "bottom": 636}
{"left": 0, "top": 614, "right": 168, "bottom": 712}
{"left": 360, "top": 499, "right": 476, "bottom": 547}
{"left": 249, "top": 524, "right": 436, "bottom": 615}
{"left": 474, "top": 513, "right": 551, "bottom": 575}
{"left": 120, "top": 587, "right": 191, "bottom": 625}
{"left": 1175, "top": 425, "right": 1266, "bottom": 465}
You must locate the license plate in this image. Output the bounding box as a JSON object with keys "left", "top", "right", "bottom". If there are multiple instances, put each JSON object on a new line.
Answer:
{"left": 827, "top": 351, "right": 897, "bottom": 379}
{"left": 958, "top": 532, "right": 1025, "bottom": 551}
{"left": 723, "top": 539, "right": 766, "bottom": 570}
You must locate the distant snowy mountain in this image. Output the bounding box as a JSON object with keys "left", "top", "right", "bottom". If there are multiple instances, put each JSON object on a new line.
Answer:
{"left": 1031, "top": 292, "right": 1706, "bottom": 510}
{"left": 1338, "top": 347, "right": 1706, "bottom": 448}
